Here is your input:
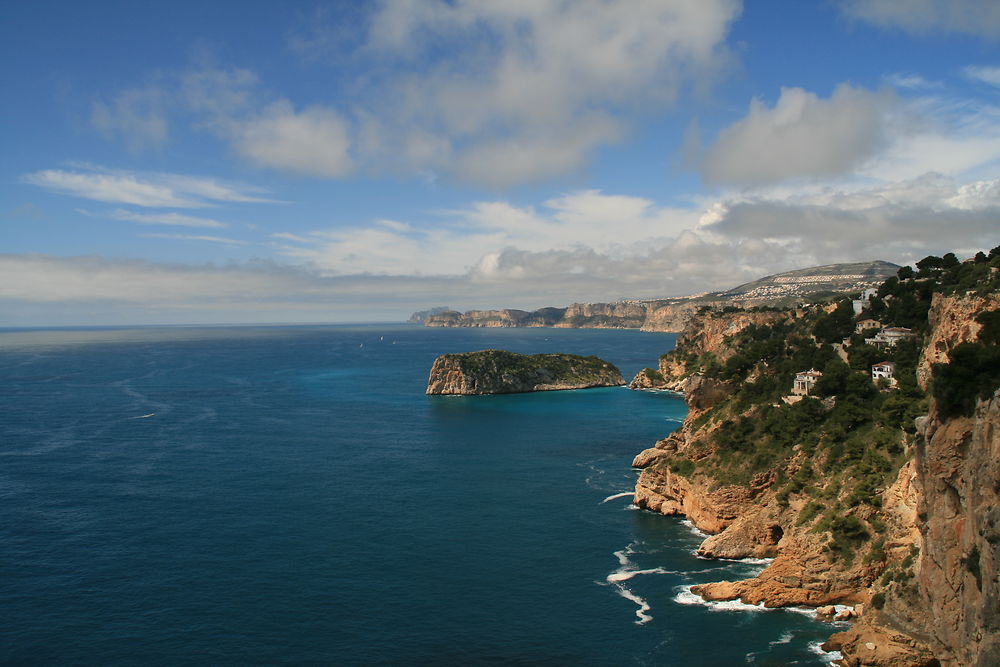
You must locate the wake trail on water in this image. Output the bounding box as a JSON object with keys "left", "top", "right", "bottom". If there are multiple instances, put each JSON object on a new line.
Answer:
{"left": 601, "top": 491, "right": 634, "bottom": 503}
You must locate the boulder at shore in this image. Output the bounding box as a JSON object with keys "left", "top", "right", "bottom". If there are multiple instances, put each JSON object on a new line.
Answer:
{"left": 426, "top": 349, "right": 624, "bottom": 395}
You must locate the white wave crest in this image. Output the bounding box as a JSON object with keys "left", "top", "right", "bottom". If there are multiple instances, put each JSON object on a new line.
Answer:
{"left": 672, "top": 585, "right": 766, "bottom": 612}
{"left": 807, "top": 641, "right": 842, "bottom": 664}
{"left": 681, "top": 519, "right": 710, "bottom": 538}
{"left": 769, "top": 630, "right": 795, "bottom": 646}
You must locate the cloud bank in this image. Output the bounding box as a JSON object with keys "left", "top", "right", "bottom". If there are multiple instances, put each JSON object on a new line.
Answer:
{"left": 840, "top": 0, "right": 1000, "bottom": 38}
{"left": 4, "top": 174, "right": 997, "bottom": 325}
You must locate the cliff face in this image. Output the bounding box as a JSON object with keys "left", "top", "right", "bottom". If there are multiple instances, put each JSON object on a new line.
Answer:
{"left": 426, "top": 350, "right": 624, "bottom": 395}
{"left": 641, "top": 301, "right": 709, "bottom": 332}
{"left": 425, "top": 308, "right": 566, "bottom": 328}
{"left": 629, "top": 309, "right": 799, "bottom": 390}
{"left": 425, "top": 303, "right": 649, "bottom": 329}
{"left": 629, "top": 285, "right": 999, "bottom": 666}
{"left": 554, "top": 301, "right": 647, "bottom": 328}
{"left": 917, "top": 291, "right": 1000, "bottom": 389}
{"left": 910, "top": 390, "right": 1000, "bottom": 665}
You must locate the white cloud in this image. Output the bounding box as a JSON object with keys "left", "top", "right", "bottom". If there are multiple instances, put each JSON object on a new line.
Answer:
{"left": 90, "top": 2, "right": 739, "bottom": 185}
{"left": 699, "top": 84, "right": 897, "bottom": 187}
{"left": 3, "top": 171, "right": 998, "bottom": 325}
{"left": 140, "top": 233, "right": 247, "bottom": 245}
{"left": 884, "top": 73, "right": 941, "bottom": 89}
{"left": 964, "top": 65, "right": 1000, "bottom": 87}
{"left": 22, "top": 165, "right": 281, "bottom": 208}
{"left": 274, "top": 189, "right": 700, "bottom": 276}
{"left": 91, "top": 86, "right": 169, "bottom": 152}
{"left": 81, "top": 209, "right": 228, "bottom": 228}
{"left": 701, "top": 173, "right": 1000, "bottom": 266}
{"left": 313, "top": 0, "right": 739, "bottom": 185}
{"left": 840, "top": 0, "right": 1000, "bottom": 38}
{"left": 230, "top": 101, "right": 352, "bottom": 177}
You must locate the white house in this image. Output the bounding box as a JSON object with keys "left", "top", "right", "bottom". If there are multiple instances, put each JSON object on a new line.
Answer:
{"left": 792, "top": 369, "right": 823, "bottom": 396}
{"left": 852, "top": 288, "right": 879, "bottom": 315}
{"left": 872, "top": 361, "right": 895, "bottom": 380}
{"left": 865, "top": 327, "right": 914, "bottom": 348}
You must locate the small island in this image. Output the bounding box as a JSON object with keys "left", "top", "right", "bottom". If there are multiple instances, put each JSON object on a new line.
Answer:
{"left": 426, "top": 349, "right": 625, "bottom": 395}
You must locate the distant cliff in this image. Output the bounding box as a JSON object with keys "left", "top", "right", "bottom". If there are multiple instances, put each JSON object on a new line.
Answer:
{"left": 426, "top": 350, "right": 624, "bottom": 395}
{"left": 628, "top": 249, "right": 1000, "bottom": 665}
{"left": 408, "top": 306, "right": 452, "bottom": 324}
{"left": 415, "top": 260, "right": 898, "bottom": 333}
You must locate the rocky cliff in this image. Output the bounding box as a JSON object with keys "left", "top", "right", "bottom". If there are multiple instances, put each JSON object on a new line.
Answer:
{"left": 426, "top": 350, "right": 624, "bottom": 395}
{"left": 424, "top": 307, "right": 566, "bottom": 328}
{"left": 628, "top": 253, "right": 1000, "bottom": 666}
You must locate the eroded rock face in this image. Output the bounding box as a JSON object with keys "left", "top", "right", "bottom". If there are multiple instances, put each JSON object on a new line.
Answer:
{"left": 909, "top": 390, "right": 1000, "bottom": 666}
{"left": 425, "top": 350, "right": 624, "bottom": 395}
{"left": 917, "top": 292, "right": 1000, "bottom": 390}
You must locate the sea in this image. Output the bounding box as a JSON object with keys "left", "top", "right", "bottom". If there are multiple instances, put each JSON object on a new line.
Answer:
{"left": 0, "top": 324, "right": 844, "bottom": 665}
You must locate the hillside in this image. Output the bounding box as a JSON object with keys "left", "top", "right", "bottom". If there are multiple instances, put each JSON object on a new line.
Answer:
{"left": 629, "top": 249, "right": 1000, "bottom": 665}
{"left": 417, "top": 260, "right": 899, "bottom": 332}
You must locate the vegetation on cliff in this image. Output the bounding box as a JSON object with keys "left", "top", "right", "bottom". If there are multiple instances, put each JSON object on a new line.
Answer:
{"left": 632, "top": 246, "right": 1000, "bottom": 665}
{"left": 426, "top": 349, "right": 624, "bottom": 395}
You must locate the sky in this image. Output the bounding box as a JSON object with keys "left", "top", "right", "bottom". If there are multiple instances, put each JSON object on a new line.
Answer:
{"left": 2, "top": 0, "right": 1000, "bottom": 325}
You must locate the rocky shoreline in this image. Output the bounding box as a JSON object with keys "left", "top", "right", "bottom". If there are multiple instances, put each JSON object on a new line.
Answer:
{"left": 625, "top": 285, "right": 1000, "bottom": 666}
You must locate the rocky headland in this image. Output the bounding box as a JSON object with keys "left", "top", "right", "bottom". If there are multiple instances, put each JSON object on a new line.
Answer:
{"left": 426, "top": 349, "right": 624, "bottom": 395}
{"left": 628, "top": 250, "right": 1000, "bottom": 666}
{"left": 418, "top": 261, "right": 898, "bottom": 333}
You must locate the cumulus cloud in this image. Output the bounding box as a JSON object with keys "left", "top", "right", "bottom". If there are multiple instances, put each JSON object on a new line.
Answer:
{"left": 354, "top": 0, "right": 740, "bottom": 186}
{"left": 231, "top": 101, "right": 352, "bottom": 177}
{"left": 840, "top": 0, "right": 1000, "bottom": 38}
{"left": 698, "top": 84, "right": 897, "bottom": 187}
{"left": 22, "top": 165, "right": 281, "bottom": 208}
{"left": 91, "top": 2, "right": 740, "bottom": 185}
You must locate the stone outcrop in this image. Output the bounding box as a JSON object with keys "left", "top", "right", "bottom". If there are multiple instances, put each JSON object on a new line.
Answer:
{"left": 425, "top": 349, "right": 624, "bottom": 395}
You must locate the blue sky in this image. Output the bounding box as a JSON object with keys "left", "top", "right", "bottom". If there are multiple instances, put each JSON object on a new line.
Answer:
{"left": 2, "top": 0, "right": 999, "bottom": 325}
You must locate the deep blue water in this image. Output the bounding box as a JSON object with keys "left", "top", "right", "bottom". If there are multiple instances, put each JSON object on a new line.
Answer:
{"left": 0, "top": 325, "right": 841, "bottom": 665}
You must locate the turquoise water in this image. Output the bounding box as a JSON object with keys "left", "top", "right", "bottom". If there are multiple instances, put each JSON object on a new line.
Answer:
{"left": 0, "top": 325, "right": 840, "bottom": 665}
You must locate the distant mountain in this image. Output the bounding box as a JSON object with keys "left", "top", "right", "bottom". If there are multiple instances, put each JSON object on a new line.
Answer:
{"left": 413, "top": 260, "right": 901, "bottom": 332}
